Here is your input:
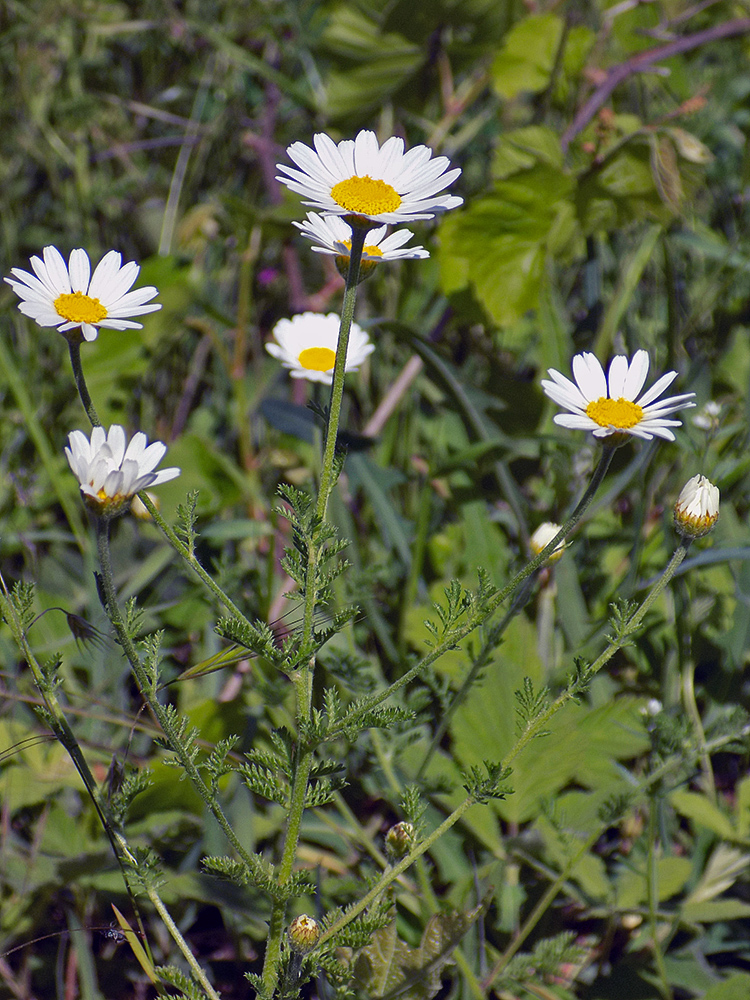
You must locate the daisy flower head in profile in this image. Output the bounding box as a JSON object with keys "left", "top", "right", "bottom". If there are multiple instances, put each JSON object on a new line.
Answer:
{"left": 266, "top": 312, "right": 374, "bottom": 386}
{"left": 529, "top": 522, "right": 567, "bottom": 563}
{"left": 294, "top": 212, "right": 429, "bottom": 275}
{"left": 674, "top": 474, "right": 720, "bottom": 539}
{"left": 541, "top": 350, "right": 695, "bottom": 443}
{"left": 276, "top": 129, "right": 462, "bottom": 226}
{"left": 5, "top": 246, "right": 161, "bottom": 343}
{"left": 65, "top": 425, "right": 180, "bottom": 518}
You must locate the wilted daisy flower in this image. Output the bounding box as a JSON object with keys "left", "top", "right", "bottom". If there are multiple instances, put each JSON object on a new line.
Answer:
{"left": 5, "top": 246, "right": 161, "bottom": 343}
{"left": 674, "top": 474, "right": 719, "bottom": 539}
{"left": 277, "top": 130, "right": 462, "bottom": 225}
{"left": 293, "top": 213, "right": 429, "bottom": 263}
{"left": 541, "top": 350, "right": 695, "bottom": 442}
{"left": 529, "top": 522, "right": 566, "bottom": 563}
{"left": 266, "top": 312, "right": 374, "bottom": 385}
{"left": 65, "top": 425, "right": 180, "bottom": 517}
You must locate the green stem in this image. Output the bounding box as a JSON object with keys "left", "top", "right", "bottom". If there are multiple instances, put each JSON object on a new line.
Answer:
{"left": 0, "top": 572, "right": 154, "bottom": 965}
{"left": 68, "top": 340, "right": 101, "bottom": 426}
{"left": 261, "top": 228, "right": 367, "bottom": 996}
{"left": 485, "top": 724, "right": 743, "bottom": 988}
{"left": 136, "top": 492, "right": 256, "bottom": 631}
{"left": 315, "top": 225, "right": 366, "bottom": 522}
{"left": 95, "top": 519, "right": 257, "bottom": 874}
{"left": 318, "top": 794, "right": 477, "bottom": 946}
{"left": 417, "top": 580, "right": 533, "bottom": 779}
{"left": 318, "top": 539, "right": 690, "bottom": 949}
{"left": 146, "top": 885, "right": 222, "bottom": 1000}
{"left": 341, "top": 446, "right": 616, "bottom": 732}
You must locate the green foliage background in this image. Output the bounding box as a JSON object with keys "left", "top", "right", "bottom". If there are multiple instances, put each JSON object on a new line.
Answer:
{"left": 2, "top": 1, "right": 750, "bottom": 998}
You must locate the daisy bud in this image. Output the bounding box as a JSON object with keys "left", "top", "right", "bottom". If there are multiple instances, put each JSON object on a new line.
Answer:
{"left": 65, "top": 425, "right": 180, "bottom": 519}
{"left": 529, "top": 522, "right": 566, "bottom": 563}
{"left": 288, "top": 915, "right": 320, "bottom": 955}
{"left": 674, "top": 474, "right": 719, "bottom": 539}
{"left": 385, "top": 821, "right": 415, "bottom": 861}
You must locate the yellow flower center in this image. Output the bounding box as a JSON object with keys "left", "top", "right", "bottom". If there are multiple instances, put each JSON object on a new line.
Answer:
{"left": 299, "top": 346, "right": 336, "bottom": 372}
{"left": 54, "top": 291, "right": 108, "bottom": 325}
{"left": 330, "top": 175, "right": 402, "bottom": 216}
{"left": 341, "top": 238, "right": 384, "bottom": 259}
{"left": 586, "top": 396, "right": 644, "bottom": 429}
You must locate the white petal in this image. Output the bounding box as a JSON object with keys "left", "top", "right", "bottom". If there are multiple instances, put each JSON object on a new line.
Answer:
{"left": 623, "top": 350, "right": 650, "bottom": 399}
{"left": 68, "top": 249, "right": 91, "bottom": 293}
{"left": 572, "top": 353, "right": 606, "bottom": 400}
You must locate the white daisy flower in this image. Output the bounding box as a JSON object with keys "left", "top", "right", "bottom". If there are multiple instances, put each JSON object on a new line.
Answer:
{"left": 5, "top": 246, "right": 161, "bottom": 343}
{"left": 276, "top": 130, "right": 462, "bottom": 224}
{"left": 674, "top": 474, "right": 719, "bottom": 539}
{"left": 529, "top": 522, "right": 566, "bottom": 563}
{"left": 541, "top": 350, "right": 695, "bottom": 442}
{"left": 266, "top": 312, "right": 374, "bottom": 385}
{"left": 65, "top": 425, "right": 180, "bottom": 517}
{"left": 293, "top": 213, "right": 429, "bottom": 261}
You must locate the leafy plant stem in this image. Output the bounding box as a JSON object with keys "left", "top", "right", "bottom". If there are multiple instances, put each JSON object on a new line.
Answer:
{"left": 68, "top": 340, "right": 102, "bottom": 426}
{"left": 317, "top": 794, "right": 477, "bottom": 947}
{"left": 0, "top": 571, "right": 154, "bottom": 965}
{"left": 485, "top": 722, "right": 749, "bottom": 989}
{"left": 145, "top": 884, "right": 222, "bottom": 1000}
{"left": 342, "top": 445, "right": 616, "bottom": 730}
{"left": 136, "top": 492, "right": 257, "bottom": 630}
{"left": 261, "top": 226, "right": 366, "bottom": 997}
{"left": 416, "top": 582, "right": 532, "bottom": 780}
{"left": 94, "top": 519, "right": 258, "bottom": 874}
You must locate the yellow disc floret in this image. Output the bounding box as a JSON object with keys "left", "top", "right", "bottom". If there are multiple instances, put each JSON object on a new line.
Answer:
{"left": 586, "top": 397, "right": 644, "bottom": 429}
{"left": 330, "top": 175, "right": 402, "bottom": 215}
{"left": 54, "top": 291, "right": 108, "bottom": 325}
{"left": 299, "top": 346, "right": 337, "bottom": 372}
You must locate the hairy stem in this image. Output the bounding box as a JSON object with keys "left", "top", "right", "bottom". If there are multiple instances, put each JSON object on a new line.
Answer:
{"left": 261, "top": 227, "right": 367, "bottom": 996}
{"left": 95, "top": 519, "right": 258, "bottom": 875}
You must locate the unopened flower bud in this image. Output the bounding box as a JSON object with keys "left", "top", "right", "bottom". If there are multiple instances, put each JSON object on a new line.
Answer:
{"left": 288, "top": 914, "right": 320, "bottom": 955}
{"left": 385, "top": 821, "right": 415, "bottom": 861}
{"left": 529, "top": 522, "right": 566, "bottom": 563}
{"left": 674, "top": 475, "right": 719, "bottom": 539}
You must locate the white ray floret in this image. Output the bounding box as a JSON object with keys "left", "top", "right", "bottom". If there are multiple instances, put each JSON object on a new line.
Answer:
{"left": 66, "top": 425, "right": 180, "bottom": 515}
{"left": 277, "top": 130, "right": 462, "bottom": 224}
{"left": 541, "top": 350, "right": 695, "bottom": 441}
{"left": 266, "top": 312, "right": 374, "bottom": 385}
{"left": 293, "top": 213, "right": 429, "bottom": 261}
{"left": 5, "top": 246, "right": 161, "bottom": 342}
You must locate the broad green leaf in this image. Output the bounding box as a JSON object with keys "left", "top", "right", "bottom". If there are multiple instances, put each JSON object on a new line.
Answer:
{"left": 491, "top": 14, "right": 564, "bottom": 99}
{"left": 670, "top": 789, "right": 737, "bottom": 841}
{"left": 322, "top": 7, "right": 422, "bottom": 116}
{"left": 702, "top": 973, "right": 750, "bottom": 1000}
{"left": 452, "top": 683, "right": 649, "bottom": 824}
{"left": 351, "top": 902, "right": 485, "bottom": 1000}
{"left": 615, "top": 856, "right": 692, "bottom": 910}
{"left": 438, "top": 165, "right": 577, "bottom": 326}
{"left": 682, "top": 899, "right": 750, "bottom": 924}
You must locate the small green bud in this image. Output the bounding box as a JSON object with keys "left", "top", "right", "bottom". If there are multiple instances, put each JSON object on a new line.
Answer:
{"left": 385, "top": 821, "right": 415, "bottom": 861}
{"left": 288, "top": 914, "right": 320, "bottom": 955}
